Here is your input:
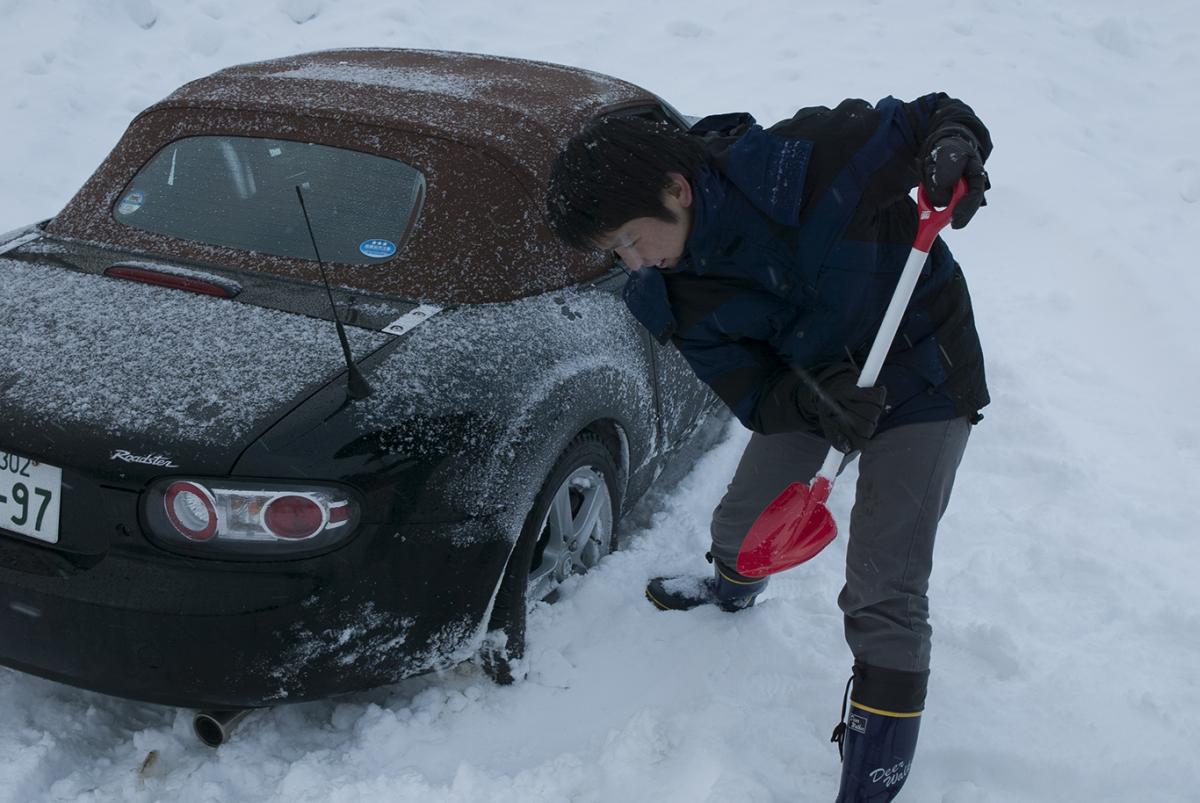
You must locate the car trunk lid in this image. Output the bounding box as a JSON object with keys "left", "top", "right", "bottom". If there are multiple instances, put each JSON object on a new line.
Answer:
{"left": 0, "top": 252, "right": 391, "bottom": 481}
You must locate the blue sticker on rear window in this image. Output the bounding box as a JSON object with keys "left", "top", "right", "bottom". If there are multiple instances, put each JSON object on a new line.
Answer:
{"left": 359, "top": 238, "right": 397, "bottom": 259}
{"left": 117, "top": 190, "right": 145, "bottom": 216}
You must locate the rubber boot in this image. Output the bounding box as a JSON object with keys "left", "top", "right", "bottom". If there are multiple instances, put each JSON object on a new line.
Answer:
{"left": 645, "top": 556, "right": 768, "bottom": 612}
{"left": 831, "top": 663, "right": 928, "bottom": 802}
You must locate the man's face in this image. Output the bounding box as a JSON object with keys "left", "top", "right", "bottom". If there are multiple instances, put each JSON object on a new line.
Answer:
{"left": 596, "top": 173, "right": 693, "bottom": 271}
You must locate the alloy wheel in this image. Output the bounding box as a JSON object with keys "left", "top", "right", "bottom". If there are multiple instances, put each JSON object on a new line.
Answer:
{"left": 526, "top": 465, "right": 613, "bottom": 603}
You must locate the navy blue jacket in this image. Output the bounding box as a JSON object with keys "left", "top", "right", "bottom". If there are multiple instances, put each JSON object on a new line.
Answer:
{"left": 623, "top": 94, "right": 990, "bottom": 436}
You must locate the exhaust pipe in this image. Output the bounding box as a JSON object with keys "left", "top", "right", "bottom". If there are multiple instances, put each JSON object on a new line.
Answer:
{"left": 193, "top": 708, "right": 252, "bottom": 747}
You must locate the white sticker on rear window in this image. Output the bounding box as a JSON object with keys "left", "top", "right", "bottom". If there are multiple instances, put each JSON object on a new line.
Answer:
{"left": 359, "top": 238, "right": 397, "bottom": 259}
{"left": 118, "top": 190, "right": 145, "bottom": 215}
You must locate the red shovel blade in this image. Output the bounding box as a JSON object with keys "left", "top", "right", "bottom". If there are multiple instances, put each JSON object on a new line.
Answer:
{"left": 735, "top": 476, "right": 837, "bottom": 577}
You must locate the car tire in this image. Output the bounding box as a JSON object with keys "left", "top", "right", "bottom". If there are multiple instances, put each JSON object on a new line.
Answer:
{"left": 482, "top": 432, "right": 620, "bottom": 684}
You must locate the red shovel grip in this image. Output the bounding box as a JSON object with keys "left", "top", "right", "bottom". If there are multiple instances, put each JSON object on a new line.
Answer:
{"left": 913, "top": 179, "right": 968, "bottom": 253}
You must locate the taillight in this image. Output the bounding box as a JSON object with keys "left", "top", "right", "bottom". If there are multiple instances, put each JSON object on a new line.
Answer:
{"left": 104, "top": 264, "right": 240, "bottom": 298}
{"left": 263, "top": 495, "right": 324, "bottom": 540}
{"left": 146, "top": 479, "right": 360, "bottom": 557}
{"left": 163, "top": 481, "right": 218, "bottom": 541}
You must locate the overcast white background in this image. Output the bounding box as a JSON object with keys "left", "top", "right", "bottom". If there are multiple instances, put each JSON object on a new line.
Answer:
{"left": 1, "top": 1, "right": 1198, "bottom": 801}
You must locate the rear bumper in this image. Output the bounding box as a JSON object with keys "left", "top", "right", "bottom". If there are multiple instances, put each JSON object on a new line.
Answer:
{"left": 0, "top": 518, "right": 512, "bottom": 709}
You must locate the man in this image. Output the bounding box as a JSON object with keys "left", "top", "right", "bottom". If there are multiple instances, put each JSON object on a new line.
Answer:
{"left": 546, "top": 93, "right": 990, "bottom": 801}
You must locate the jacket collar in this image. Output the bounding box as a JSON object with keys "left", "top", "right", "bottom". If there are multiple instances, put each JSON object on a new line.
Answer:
{"left": 621, "top": 266, "right": 676, "bottom": 344}
{"left": 620, "top": 166, "right": 729, "bottom": 343}
{"left": 679, "top": 166, "right": 726, "bottom": 275}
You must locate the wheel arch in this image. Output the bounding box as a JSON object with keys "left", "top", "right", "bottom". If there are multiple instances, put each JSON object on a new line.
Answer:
{"left": 581, "top": 417, "right": 630, "bottom": 512}
{"left": 465, "top": 362, "right": 654, "bottom": 533}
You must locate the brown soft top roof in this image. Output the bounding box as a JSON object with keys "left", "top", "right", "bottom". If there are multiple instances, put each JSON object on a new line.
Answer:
{"left": 146, "top": 48, "right": 658, "bottom": 186}
{"left": 49, "top": 49, "right": 666, "bottom": 303}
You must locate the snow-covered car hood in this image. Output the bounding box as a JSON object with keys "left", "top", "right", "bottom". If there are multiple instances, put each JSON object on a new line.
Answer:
{"left": 0, "top": 257, "right": 390, "bottom": 476}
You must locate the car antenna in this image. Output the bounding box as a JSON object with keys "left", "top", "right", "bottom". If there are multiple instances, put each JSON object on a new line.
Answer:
{"left": 294, "top": 185, "right": 372, "bottom": 400}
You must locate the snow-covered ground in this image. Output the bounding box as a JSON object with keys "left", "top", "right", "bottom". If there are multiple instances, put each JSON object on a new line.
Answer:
{"left": 2, "top": 1, "right": 1198, "bottom": 800}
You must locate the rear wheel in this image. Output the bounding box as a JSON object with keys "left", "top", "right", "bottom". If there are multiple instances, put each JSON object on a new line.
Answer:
{"left": 482, "top": 433, "right": 619, "bottom": 683}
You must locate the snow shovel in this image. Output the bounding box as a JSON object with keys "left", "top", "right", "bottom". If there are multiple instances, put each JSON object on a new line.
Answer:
{"left": 735, "top": 179, "right": 969, "bottom": 578}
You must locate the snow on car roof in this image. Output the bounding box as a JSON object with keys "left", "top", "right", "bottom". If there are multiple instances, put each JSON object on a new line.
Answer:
{"left": 46, "top": 49, "right": 644, "bottom": 304}
{"left": 152, "top": 48, "right": 656, "bottom": 184}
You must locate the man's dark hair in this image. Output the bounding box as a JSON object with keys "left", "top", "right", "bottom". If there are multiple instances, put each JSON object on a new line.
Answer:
{"left": 545, "top": 116, "right": 708, "bottom": 250}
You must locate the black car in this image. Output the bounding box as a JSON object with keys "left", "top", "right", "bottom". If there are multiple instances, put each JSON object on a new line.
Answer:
{"left": 0, "top": 49, "right": 722, "bottom": 732}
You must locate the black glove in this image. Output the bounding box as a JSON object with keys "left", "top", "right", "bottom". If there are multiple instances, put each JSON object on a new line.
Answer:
{"left": 923, "top": 130, "right": 988, "bottom": 229}
{"left": 798, "top": 363, "right": 887, "bottom": 453}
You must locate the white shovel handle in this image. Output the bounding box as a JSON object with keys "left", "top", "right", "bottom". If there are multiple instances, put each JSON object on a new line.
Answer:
{"left": 814, "top": 180, "right": 968, "bottom": 481}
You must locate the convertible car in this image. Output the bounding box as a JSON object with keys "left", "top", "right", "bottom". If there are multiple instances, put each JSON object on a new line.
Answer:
{"left": 0, "top": 49, "right": 723, "bottom": 736}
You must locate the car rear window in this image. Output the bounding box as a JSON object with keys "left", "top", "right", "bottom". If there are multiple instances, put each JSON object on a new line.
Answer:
{"left": 111, "top": 136, "right": 425, "bottom": 265}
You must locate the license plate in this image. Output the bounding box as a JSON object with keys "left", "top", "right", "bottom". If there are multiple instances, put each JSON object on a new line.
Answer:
{"left": 0, "top": 450, "right": 62, "bottom": 544}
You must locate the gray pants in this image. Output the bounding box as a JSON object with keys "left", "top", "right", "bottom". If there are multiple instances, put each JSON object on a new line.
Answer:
{"left": 710, "top": 417, "right": 971, "bottom": 672}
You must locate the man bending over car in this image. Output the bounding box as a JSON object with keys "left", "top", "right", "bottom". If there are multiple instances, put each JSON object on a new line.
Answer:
{"left": 544, "top": 93, "right": 991, "bottom": 801}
